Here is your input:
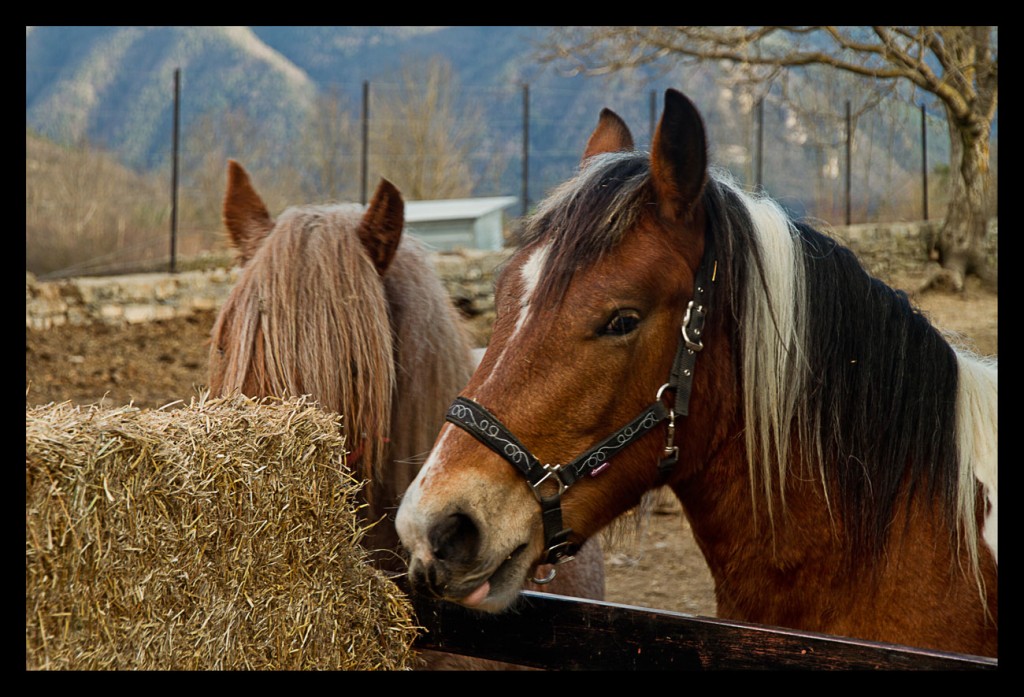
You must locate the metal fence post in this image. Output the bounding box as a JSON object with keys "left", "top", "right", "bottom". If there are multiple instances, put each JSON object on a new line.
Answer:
{"left": 921, "top": 103, "right": 929, "bottom": 221}
{"left": 521, "top": 84, "right": 530, "bottom": 217}
{"left": 169, "top": 68, "right": 180, "bottom": 273}
{"left": 361, "top": 80, "right": 369, "bottom": 206}
{"left": 845, "top": 100, "right": 852, "bottom": 225}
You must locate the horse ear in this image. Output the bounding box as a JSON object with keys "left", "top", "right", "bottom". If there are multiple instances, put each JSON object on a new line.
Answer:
{"left": 222, "top": 160, "right": 275, "bottom": 266}
{"left": 582, "top": 108, "right": 635, "bottom": 161}
{"left": 358, "top": 178, "right": 404, "bottom": 275}
{"left": 650, "top": 89, "right": 708, "bottom": 223}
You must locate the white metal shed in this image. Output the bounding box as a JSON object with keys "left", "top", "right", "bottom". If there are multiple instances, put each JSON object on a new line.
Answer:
{"left": 405, "top": 196, "right": 517, "bottom": 251}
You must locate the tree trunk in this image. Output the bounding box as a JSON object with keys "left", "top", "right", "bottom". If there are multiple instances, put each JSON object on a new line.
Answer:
{"left": 929, "top": 107, "right": 996, "bottom": 292}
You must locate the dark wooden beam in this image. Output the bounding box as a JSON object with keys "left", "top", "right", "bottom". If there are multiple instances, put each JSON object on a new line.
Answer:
{"left": 411, "top": 591, "right": 998, "bottom": 671}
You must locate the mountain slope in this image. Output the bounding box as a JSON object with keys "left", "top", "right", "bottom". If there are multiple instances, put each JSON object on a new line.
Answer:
{"left": 26, "top": 26, "right": 956, "bottom": 215}
{"left": 27, "top": 26, "right": 316, "bottom": 170}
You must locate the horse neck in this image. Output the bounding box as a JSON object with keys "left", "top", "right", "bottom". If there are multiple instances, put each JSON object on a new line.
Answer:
{"left": 669, "top": 404, "right": 997, "bottom": 653}
{"left": 664, "top": 316, "right": 849, "bottom": 624}
{"left": 378, "top": 243, "right": 475, "bottom": 503}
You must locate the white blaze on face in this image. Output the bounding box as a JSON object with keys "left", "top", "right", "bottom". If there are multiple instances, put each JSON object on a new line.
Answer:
{"left": 399, "top": 244, "right": 551, "bottom": 537}
{"left": 396, "top": 426, "right": 454, "bottom": 549}
{"left": 514, "top": 243, "right": 550, "bottom": 337}
{"left": 398, "top": 243, "right": 551, "bottom": 548}
{"left": 483, "top": 243, "right": 550, "bottom": 382}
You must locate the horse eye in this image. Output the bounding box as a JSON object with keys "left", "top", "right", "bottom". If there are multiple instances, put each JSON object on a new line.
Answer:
{"left": 601, "top": 311, "right": 641, "bottom": 337}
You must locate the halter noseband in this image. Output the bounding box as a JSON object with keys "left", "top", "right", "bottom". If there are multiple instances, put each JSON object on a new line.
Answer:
{"left": 444, "top": 236, "right": 715, "bottom": 582}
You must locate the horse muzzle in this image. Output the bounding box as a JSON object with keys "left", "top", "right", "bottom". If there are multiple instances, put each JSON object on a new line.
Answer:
{"left": 399, "top": 503, "right": 538, "bottom": 612}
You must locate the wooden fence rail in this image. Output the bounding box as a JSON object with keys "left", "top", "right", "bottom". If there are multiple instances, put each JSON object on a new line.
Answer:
{"left": 411, "top": 592, "right": 997, "bottom": 671}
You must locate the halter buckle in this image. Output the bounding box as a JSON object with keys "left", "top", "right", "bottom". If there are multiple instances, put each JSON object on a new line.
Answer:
{"left": 681, "top": 300, "right": 705, "bottom": 352}
{"left": 532, "top": 539, "right": 576, "bottom": 583}
{"left": 546, "top": 540, "right": 576, "bottom": 565}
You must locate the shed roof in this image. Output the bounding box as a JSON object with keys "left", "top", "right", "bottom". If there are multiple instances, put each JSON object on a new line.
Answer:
{"left": 405, "top": 196, "right": 517, "bottom": 223}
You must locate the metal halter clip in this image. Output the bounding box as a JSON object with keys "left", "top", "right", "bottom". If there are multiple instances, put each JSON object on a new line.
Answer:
{"left": 656, "top": 383, "right": 679, "bottom": 471}
{"left": 662, "top": 408, "right": 678, "bottom": 461}
{"left": 681, "top": 300, "right": 705, "bottom": 352}
{"left": 655, "top": 385, "right": 678, "bottom": 458}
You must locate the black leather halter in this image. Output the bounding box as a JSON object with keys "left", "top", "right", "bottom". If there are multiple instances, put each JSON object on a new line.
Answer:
{"left": 444, "top": 236, "right": 716, "bottom": 579}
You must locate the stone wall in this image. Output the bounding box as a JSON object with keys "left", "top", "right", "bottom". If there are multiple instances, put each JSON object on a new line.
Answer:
{"left": 25, "top": 248, "right": 513, "bottom": 332}
{"left": 26, "top": 267, "right": 242, "bottom": 331}
{"left": 26, "top": 220, "right": 996, "bottom": 331}
{"left": 828, "top": 219, "right": 998, "bottom": 283}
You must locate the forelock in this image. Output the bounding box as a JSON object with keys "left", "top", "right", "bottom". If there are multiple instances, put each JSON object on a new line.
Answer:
{"left": 518, "top": 151, "right": 652, "bottom": 303}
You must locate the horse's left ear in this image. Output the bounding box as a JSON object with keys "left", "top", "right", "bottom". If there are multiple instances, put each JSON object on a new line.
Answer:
{"left": 223, "top": 160, "right": 275, "bottom": 267}
{"left": 650, "top": 89, "right": 708, "bottom": 224}
{"left": 359, "top": 178, "right": 404, "bottom": 275}
{"left": 582, "top": 108, "right": 635, "bottom": 161}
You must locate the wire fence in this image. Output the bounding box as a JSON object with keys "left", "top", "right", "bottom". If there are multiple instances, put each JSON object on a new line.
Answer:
{"left": 28, "top": 69, "right": 986, "bottom": 280}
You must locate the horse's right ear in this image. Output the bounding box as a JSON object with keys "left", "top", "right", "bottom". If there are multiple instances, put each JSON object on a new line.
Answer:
{"left": 223, "top": 160, "right": 275, "bottom": 267}
{"left": 582, "top": 108, "right": 635, "bottom": 161}
{"left": 358, "top": 178, "right": 404, "bottom": 275}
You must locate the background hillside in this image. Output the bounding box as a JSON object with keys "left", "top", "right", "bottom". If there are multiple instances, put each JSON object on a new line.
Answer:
{"left": 27, "top": 26, "right": 978, "bottom": 277}
{"left": 27, "top": 27, "right": 702, "bottom": 195}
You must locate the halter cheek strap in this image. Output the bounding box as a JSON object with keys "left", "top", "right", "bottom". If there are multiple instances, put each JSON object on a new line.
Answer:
{"left": 444, "top": 235, "right": 716, "bottom": 575}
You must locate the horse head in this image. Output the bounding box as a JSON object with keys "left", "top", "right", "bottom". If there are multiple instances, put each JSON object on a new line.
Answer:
{"left": 396, "top": 90, "right": 721, "bottom": 611}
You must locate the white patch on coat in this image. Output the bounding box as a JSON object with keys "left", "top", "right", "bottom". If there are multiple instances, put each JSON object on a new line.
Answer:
{"left": 396, "top": 425, "right": 453, "bottom": 547}
{"left": 955, "top": 350, "right": 998, "bottom": 563}
{"left": 480, "top": 243, "right": 550, "bottom": 386}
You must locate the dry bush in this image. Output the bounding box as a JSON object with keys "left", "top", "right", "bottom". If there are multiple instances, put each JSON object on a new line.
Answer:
{"left": 26, "top": 132, "right": 173, "bottom": 277}
{"left": 25, "top": 394, "right": 419, "bottom": 670}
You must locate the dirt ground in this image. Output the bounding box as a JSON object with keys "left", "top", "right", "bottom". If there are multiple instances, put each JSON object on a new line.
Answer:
{"left": 24, "top": 276, "right": 997, "bottom": 618}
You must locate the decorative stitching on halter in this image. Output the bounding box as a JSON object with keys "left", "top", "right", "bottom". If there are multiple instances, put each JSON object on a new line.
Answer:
{"left": 447, "top": 401, "right": 535, "bottom": 472}
{"left": 578, "top": 407, "right": 664, "bottom": 475}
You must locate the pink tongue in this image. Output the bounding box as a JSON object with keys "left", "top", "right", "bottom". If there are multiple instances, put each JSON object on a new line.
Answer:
{"left": 459, "top": 581, "right": 490, "bottom": 607}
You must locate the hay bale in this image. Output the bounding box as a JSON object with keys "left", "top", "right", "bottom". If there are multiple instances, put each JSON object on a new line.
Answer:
{"left": 26, "top": 394, "right": 419, "bottom": 670}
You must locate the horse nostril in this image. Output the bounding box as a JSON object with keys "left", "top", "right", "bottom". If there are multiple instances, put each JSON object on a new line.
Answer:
{"left": 429, "top": 512, "right": 480, "bottom": 565}
{"left": 408, "top": 564, "right": 441, "bottom": 598}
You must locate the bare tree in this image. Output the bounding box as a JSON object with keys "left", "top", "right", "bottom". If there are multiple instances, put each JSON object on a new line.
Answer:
{"left": 296, "top": 86, "right": 361, "bottom": 202}
{"left": 542, "top": 26, "right": 997, "bottom": 290}
{"left": 26, "top": 130, "right": 168, "bottom": 276}
{"left": 181, "top": 108, "right": 300, "bottom": 252}
{"left": 369, "top": 57, "right": 484, "bottom": 201}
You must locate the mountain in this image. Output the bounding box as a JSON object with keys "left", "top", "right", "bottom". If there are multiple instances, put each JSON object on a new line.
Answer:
{"left": 26, "top": 26, "right": 953, "bottom": 216}
{"left": 27, "top": 26, "right": 317, "bottom": 171}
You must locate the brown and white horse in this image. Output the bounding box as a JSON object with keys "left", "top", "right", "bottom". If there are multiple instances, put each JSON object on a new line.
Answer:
{"left": 396, "top": 90, "right": 998, "bottom": 657}
{"left": 209, "top": 161, "right": 605, "bottom": 668}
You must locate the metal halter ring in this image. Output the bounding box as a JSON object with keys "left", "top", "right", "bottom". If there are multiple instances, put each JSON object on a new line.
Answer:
{"left": 531, "top": 566, "right": 557, "bottom": 584}
{"left": 529, "top": 464, "right": 568, "bottom": 503}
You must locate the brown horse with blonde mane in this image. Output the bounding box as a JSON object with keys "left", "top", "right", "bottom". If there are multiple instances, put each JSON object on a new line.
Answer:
{"left": 397, "top": 90, "right": 997, "bottom": 658}
{"left": 209, "top": 161, "right": 605, "bottom": 669}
